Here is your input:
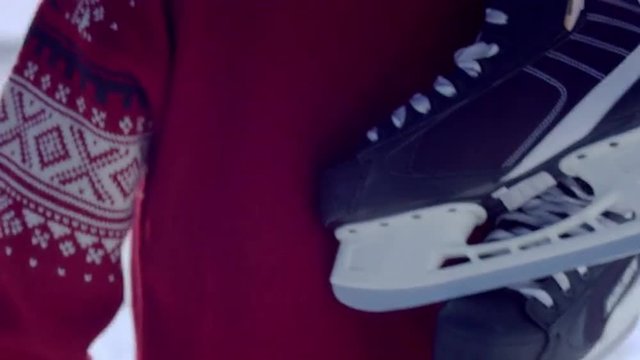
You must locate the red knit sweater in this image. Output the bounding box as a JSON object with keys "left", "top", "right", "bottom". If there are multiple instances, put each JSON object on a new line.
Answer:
{"left": 0, "top": 1, "right": 481, "bottom": 359}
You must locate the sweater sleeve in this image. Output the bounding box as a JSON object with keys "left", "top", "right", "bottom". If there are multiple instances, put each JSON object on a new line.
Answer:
{"left": 0, "top": 1, "right": 170, "bottom": 358}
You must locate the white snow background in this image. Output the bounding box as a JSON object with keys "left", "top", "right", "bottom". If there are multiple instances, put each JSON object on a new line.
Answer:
{"left": 0, "top": 1, "right": 638, "bottom": 359}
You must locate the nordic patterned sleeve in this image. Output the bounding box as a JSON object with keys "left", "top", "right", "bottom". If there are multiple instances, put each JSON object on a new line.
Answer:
{"left": 0, "top": 0, "right": 170, "bottom": 287}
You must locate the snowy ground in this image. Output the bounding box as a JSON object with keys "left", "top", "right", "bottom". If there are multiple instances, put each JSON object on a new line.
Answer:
{"left": 1, "top": 1, "right": 639, "bottom": 359}
{"left": 88, "top": 235, "right": 136, "bottom": 360}
{"left": 611, "top": 324, "right": 640, "bottom": 359}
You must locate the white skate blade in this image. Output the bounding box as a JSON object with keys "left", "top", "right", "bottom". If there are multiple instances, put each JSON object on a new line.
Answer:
{"left": 331, "top": 126, "right": 640, "bottom": 312}
{"left": 332, "top": 203, "right": 488, "bottom": 311}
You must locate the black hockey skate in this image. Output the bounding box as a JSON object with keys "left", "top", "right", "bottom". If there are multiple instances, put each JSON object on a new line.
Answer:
{"left": 436, "top": 178, "right": 640, "bottom": 360}
{"left": 321, "top": 0, "right": 640, "bottom": 312}
{"left": 436, "top": 255, "right": 640, "bottom": 360}
{"left": 435, "top": 258, "right": 640, "bottom": 360}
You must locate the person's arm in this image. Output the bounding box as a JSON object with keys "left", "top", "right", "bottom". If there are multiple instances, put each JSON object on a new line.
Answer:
{"left": 0, "top": 1, "right": 170, "bottom": 358}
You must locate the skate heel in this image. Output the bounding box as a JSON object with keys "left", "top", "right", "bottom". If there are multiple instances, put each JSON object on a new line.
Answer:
{"left": 331, "top": 203, "right": 487, "bottom": 312}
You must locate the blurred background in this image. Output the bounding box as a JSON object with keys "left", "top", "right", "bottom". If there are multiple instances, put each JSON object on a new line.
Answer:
{"left": 0, "top": 1, "right": 637, "bottom": 359}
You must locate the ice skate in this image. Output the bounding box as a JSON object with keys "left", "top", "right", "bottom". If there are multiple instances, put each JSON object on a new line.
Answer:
{"left": 321, "top": 0, "right": 640, "bottom": 311}
{"left": 435, "top": 254, "right": 640, "bottom": 360}
{"left": 436, "top": 191, "right": 640, "bottom": 360}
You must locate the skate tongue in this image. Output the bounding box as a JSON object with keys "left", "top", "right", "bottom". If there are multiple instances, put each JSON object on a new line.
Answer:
{"left": 473, "top": 0, "right": 573, "bottom": 67}
{"left": 565, "top": 0, "right": 585, "bottom": 31}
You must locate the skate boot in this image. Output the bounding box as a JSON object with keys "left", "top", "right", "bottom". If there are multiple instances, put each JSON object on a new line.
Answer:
{"left": 435, "top": 187, "right": 640, "bottom": 360}
{"left": 321, "top": 0, "right": 640, "bottom": 312}
{"left": 435, "top": 259, "right": 640, "bottom": 360}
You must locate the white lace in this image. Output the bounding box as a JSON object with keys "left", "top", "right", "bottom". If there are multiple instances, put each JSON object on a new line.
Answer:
{"left": 367, "top": 8, "right": 509, "bottom": 143}
{"left": 487, "top": 178, "right": 635, "bottom": 308}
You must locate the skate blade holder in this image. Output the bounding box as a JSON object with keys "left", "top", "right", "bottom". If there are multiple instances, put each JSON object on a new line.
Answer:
{"left": 331, "top": 127, "right": 640, "bottom": 312}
